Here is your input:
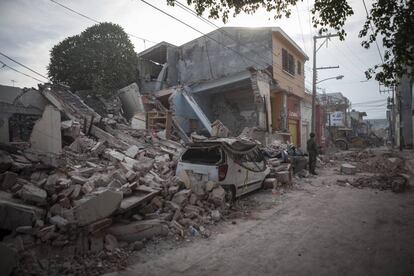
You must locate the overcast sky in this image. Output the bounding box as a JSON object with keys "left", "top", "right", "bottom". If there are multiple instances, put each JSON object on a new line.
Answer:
{"left": 0, "top": 0, "right": 389, "bottom": 118}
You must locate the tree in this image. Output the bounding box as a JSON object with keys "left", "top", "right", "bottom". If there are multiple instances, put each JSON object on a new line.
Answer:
{"left": 48, "top": 22, "right": 138, "bottom": 97}
{"left": 167, "top": 0, "right": 414, "bottom": 86}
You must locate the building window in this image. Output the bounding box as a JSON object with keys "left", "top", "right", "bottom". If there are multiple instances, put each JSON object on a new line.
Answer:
{"left": 297, "top": 61, "right": 302, "bottom": 75}
{"left": 282, "top": 48, "right": 295, "bottom": 75}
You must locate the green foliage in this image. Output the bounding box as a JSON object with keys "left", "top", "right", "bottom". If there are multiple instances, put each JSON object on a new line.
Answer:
{"left": 359, "top": 0, "right": 414, "bottom": 86}
{"left": 167, "top": 0, "right": 413, "bottom": 86}
{"left": 48, "top": 22, "right": 138, "bottom": 97}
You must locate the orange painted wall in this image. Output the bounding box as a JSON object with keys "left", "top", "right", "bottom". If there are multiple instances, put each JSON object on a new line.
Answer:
{"left": 272, "top": 32, "right": 307, "bottom": 98}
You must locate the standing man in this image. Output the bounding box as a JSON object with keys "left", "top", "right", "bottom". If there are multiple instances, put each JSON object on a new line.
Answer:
{"left": 307, "top": 132, "right": 318, "bottom": 175}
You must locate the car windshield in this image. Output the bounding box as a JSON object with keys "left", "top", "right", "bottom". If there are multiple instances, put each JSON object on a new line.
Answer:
{"left": 181, "top": 146, "right": 223, "bottom": 165}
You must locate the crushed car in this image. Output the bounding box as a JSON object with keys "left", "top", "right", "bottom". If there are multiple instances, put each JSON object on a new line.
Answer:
{"left": 176, "top": 138, "right": 270, "bottom": 199}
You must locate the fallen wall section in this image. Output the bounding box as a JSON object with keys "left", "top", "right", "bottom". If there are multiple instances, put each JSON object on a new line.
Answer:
{"left": 29, "top": 105, "right": 62, "bottom": 155}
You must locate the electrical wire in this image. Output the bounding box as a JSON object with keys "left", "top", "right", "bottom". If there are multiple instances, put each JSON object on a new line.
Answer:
{"left": 175, "top": 0, "right": 312, "bottom": 74}
{"left": 296, "top": 5, "right": 307, "bottom": 53}
{"left": 0, "top": 52, "right": 49, "bottom": 81}
{"left": 174, "top": 1, "right": 271, "bottom": 67}
{"left": 352, "top": 99, "right": 386, "bottom": 104}
{"left": 140, "top": 0, "right": 259, "bottom": 69}
{"left": 0, "top": 60, "right": 45, "bottom": 83}
{"left": 155, "top": 0, "right": 308, "bottom": 90}
{"left": 50, "top": 0, "right": 157, "bottom": 44}
{"left": 361, "top": 0, "right": 384, "bottom": 63}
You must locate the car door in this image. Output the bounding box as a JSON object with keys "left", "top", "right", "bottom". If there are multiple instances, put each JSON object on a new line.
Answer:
{"left": 240, "top": 149, "right": 268, "bottom": 192}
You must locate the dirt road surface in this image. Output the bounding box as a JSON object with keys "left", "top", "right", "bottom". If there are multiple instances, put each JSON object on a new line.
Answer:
{"left": 121, "top": 164, "right": 414, "bottom": 276}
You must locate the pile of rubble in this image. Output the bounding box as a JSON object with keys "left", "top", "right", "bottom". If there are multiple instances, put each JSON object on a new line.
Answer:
{"left": 334, "top": 149, "right": 413, "bottom": 193}
{"left": 0, "top": 84, "right": 231, "bottom": 275}
{"left": 350, "top": 175, "right": 407, "bottom": 192}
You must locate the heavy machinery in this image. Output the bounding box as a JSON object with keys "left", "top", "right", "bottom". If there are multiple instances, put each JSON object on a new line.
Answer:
{"left": 331, "top": 128, "right": 383, "bottom": 150}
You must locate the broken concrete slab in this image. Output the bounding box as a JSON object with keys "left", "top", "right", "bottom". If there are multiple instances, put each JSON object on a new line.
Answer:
{"left": 0, "top": 171, "right": 18, "bottom": 190}
{"left": 172, "top": 189, "right": 191, "bottom": 206}
{"left": 107, "top": 219, "right": 169, "bottom": 242}
{"left": 29, "top": 105, "right": 62, "bottom": 155}
{"left": 104, "top": 149, "right": 126, "bottom": 163}
{"left": 132, "top": 157, "right": 154, "bottom": 172}
{"left": 18, "top": 184, "right": 47, "bottom": 205}
{"left": 73, "top": 190, "right": 123, "bottom": 226}
{"left": 117, "top": 83, "right": 145, "bottom": 121}
{"left": 131, "top": 112, "right": 146, "bottom": 130}
{"left": 117, "top": 187, "right": 160, "bottom": 213}
{"left": 124, "top": 145, "right": 140, "bottom": 159}
{"left": 341, "top": 163, "right": 357, "bottom": 175}
{"left": 49, "top": 215, "right": 68, "bottom": 229}
{"left": 0, "top": 196, "right": 46, "bottom": 230}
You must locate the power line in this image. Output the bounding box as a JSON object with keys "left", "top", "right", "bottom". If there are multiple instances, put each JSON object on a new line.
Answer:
{"left": 165, "top": 0, "right": 308, "bottom": 90}
{"left": 361, "top": 0, "right": 384, "bottom": 63}
{"left": 50, "top": 0, "right": 157, "bottom": 44}
{"left": 139, "top": 0, "right": 265, "bottom": 69}
{"left": 173, "top": 1, "right": 270, "bottom": 67}
{"left": 296, "top": 5, "right": 307, "bottom": 53}
{"left": 174, "top": 0, "right": 312, "bottom": 75}
{"left": 0, "top": 52, "right": 49, "bottom": 81}
{"left": 0, "top": 60, "right": 45, "bottom": 83}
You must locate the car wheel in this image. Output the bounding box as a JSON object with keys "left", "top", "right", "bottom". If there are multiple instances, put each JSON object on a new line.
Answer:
{"left": 335, "top": 140, "right": 348, "bottom": 150}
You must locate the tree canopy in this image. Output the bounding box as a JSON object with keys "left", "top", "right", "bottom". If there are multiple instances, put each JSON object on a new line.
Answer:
{"left": 48, "top": 22, "right": 138, "bottom": 97}
{"left": 167, "top": 0, "right": 414, "bottom": 86}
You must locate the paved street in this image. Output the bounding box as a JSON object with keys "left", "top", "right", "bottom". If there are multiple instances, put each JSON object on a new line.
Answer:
{"left": 122, "top": 166, "right": 414, "bottom": 276}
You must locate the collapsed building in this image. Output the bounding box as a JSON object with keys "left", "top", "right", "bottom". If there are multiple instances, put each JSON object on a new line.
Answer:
{"left": 137, "top": 27, "right": 311, "bottom": 149}
{"left": 0, "top": 26, "right": 312, "bottom": 275}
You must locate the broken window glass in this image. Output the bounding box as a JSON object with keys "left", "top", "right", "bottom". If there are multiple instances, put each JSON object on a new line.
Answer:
{"left": 181, "top": 146, "right": 223, "bottom": 165}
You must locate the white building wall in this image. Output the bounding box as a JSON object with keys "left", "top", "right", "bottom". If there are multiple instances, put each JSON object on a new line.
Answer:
{"left": 300, "top": 100, "right": 312, "bottom": 152}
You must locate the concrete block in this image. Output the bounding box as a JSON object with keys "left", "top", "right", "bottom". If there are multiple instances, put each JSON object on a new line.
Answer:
{"left": 341, "top": 163, "right": 357, "bottom": 175}
{"left": 29, "top": 105, "right": 62, "bottom": 154}
{"left": 0, "top": 171, "right": 18, "bottom": 190}
{"left": 205, "top": 181, "right": 218, "bottom": 192}
{"left": 124, "top": 145, "right": 140, "bottom": 159}
{"left": 0, "top": 197, "right": 45, "bottom": 230}
{"left": 209, "top": 186, "right": 226, "bottom": 205}
{"left": 172, "top": 189, "right": 191, "bottom": 206}
{"left": 49, "top": 215, "right": 68, "bottom": 229}
{"left": 276, "top": 171, "right": 291, "bottom": 185}
{"left": 73, "top": 190, "right": 122, "bottom": 226}
{"left": 263, "top": 178, "right": 277, "bottom": 189}
{"left": 19, "top": 184, "right": 47, "bottom": 205}
{"left": 71, "top": 175, "right": 87, "bottom": 185}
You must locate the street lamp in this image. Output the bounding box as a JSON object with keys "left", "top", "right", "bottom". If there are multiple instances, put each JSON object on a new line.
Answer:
{"left": 316, "top": 75, "right": 344, "bottom": 84}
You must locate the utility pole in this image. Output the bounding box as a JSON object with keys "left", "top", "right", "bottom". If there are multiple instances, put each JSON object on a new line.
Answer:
{"left": 311, "top": 34, "right": 340, "bottom": 133}
{"left": 11, "top": 80, "right": 16, "bottom": 87}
